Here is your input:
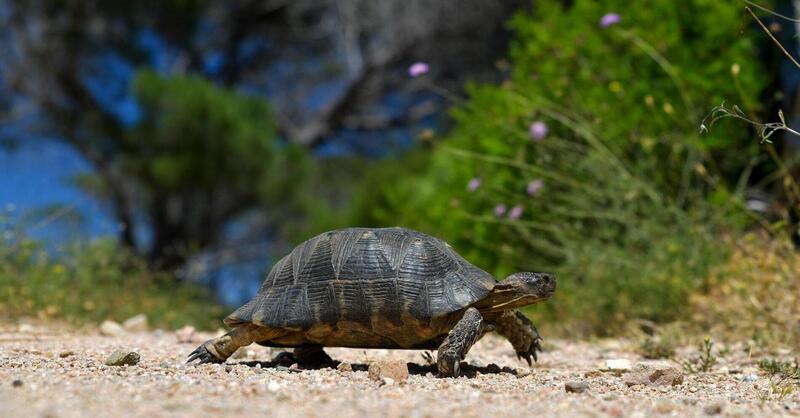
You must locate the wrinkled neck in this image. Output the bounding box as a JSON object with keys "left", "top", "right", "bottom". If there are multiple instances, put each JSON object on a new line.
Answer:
{"left": 471, "top": 287, "right": 538, "bottom": 312}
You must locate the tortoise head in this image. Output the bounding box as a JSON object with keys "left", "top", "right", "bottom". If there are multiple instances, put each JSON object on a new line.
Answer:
{"left": 500, "top": 272, "right": 556, "bottom": 303}
{"left": 473, "top": 272, "right": 556, "bottom": 312}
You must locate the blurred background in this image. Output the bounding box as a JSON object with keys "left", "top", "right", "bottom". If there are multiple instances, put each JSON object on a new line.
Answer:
{"left": 1, "top": 0, "right": 798, "bottom": 344}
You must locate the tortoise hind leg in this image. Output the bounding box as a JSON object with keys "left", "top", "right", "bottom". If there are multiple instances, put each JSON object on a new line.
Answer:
{"left": 188, "top": 324, "right": 287, "bottom": 364}
{"left": 486, "top": 309, "right": 542, "bottom": 366}
{"left": 294, "top": 345, "right": 334, "bottom": 368}
{"left": 437, "top": 307, "right": 491, "bottom": 377}
{"left": 271, "top": 345, "right": 334, "bottom": 368}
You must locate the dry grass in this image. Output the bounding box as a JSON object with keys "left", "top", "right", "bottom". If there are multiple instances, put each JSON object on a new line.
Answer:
{"left": 689, "top": 232, "right": 800, "bottom": 348}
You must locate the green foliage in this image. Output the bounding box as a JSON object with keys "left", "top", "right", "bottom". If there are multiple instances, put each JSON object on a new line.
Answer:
{"left": 760, "top": 358, "right": 800, "bottom": 379}
{"left": 129, "top": 70, "right": 305, "bottom": 197}
{"left": 682, "top": 337, "right": 718, "bottom": 373}
{"left": 351, "top": 0, "right": 769, "bottom": 334}
{"left": 758, "top": 358, "right": 800, "bottom": 401}
{"left": 0, "top": 237, "right": 225, "bottom": 330}
{"left": 85, "top": 70, "right": 314, "bottom": 265}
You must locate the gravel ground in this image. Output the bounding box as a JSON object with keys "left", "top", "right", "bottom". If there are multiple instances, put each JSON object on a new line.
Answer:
{"left": 1, "top": 323, "right": 798, "bottom": 418}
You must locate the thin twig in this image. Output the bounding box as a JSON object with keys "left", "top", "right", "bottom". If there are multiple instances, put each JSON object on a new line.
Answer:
{"left": 746, "top": 6, "right": 800, "bottom": 70}
{"left": 743, "top": 0, "right": 800, "bottom": 23}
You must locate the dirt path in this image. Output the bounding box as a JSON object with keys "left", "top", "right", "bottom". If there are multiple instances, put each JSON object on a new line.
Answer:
{"left": 0, "top": 324, "right": 797, "bottom": 417}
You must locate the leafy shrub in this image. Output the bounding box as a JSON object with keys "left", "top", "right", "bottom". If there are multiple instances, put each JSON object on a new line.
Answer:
{"left": 75, "top": 70, "right": 314, "bottom": 268}
{"left": 351, "top": 0, "right": 770, "bottom": 334}
{"left": 0, "top": 236, "right": 226, "bottom": 330}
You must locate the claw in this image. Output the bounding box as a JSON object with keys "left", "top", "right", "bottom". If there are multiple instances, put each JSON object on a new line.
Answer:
{"left": 517, "top": 335, "right": 543, "bottom": 366}
{"left": 531, "top": 337, "right": 542, "bottom": 363}
{"left": 187, "top": 340, "right": 224, "bottom": 365}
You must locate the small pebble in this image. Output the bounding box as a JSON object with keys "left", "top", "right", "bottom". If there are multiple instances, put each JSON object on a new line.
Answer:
{"left": 105, "top": 351, "right": 141, "bottom": 366}
{"left": 122, "top": 314, "right": 149, "bottom": 332}
{"left": 12, "top": 379, "right": 23, "bottom": 388}
{"left": 603, "top": 359, "right": 632, "bottom": 372}
{"left": 59, "top": 351, "right": 74, "bottom": 358}
{"left": 515, "top": 368, "right": 532, "bottom": 378}
{"left": 565, "top": 380, "right": 589, "bottom": 393}
{"left": 368, "top": 360, "right": 409, "bottom": 383}
{"left": 99, "top": 320, "right": 126, "bottom": 337}
{"left": 337, "top": 362, "right": 353, "bottom": 373}
{"left": 624, "top": 363, "right": 683, "bottom": 387}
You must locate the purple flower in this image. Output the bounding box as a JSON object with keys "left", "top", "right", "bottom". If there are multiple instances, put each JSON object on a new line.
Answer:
{"left": 408, "top": 62, "right": 430, "bottom": 77}
{"left": 600, "top": 13, "right": 621, "bottom": 28}
{"left": 508, "top": 205, "right": 524, "bottom": 220}
{"left": 526, "top": 179, "right": 544, "bottom": 196}
{"left": 467, "top": 178, "right": 482, "bottom": 192}
{"left": 529, "top": 121, "right": 548, "bottom": 141}
{"left": 493, "top": 204, "right": 507, "bottom": 217}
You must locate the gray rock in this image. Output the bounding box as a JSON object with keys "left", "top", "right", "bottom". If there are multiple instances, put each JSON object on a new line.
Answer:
{"left": 99, "top": 320, "right": 126, "bottom": 337}
{"left": 105, "top": 351, "right": 141, "bottom": 366}
{"left": 624, "top": 362, "right": 684, "bottom": 387}
{"left": 122, "top": 314, "right": 149, "bottom": 332}
{"left": 564, "top": 380, "right": 589, "bottom": 393}
{"left": 515, "top": 368, "right": 532, "bottom": 378}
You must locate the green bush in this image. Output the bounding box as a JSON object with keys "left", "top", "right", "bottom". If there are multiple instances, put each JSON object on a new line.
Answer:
{"left": 351, "top": 0, "right": 769, "bottom": 334}
{"left": 0, "top": 236, "right": 226, "bottom": 330}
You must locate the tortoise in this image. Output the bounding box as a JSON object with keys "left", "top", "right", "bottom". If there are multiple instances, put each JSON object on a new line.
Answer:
{"left": 188, "top": 227, "right": 556, "bottom": 376}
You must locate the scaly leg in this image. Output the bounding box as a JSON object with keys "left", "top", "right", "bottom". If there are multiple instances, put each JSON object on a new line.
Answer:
{"left": 293, "top": 345, "right": 334, "bottom": 367}
{"left": 272, "top": 345, "right": 334, "bottom": 368}
{"left": 437, "top": 307, "right": 490, "bottom": 377}
{"left": 487, "top": 309, "right": 542, "bottom": 366}
{"left": 188, "top": 324, "right": 286, "bottom": 364}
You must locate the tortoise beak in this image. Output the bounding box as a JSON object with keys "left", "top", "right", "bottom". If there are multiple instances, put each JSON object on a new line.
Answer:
{"left": 539, "top": 273, "right": 556, "bottom": 298}
{"left": 524, "top": 272, "right": 555, "bottom": 301}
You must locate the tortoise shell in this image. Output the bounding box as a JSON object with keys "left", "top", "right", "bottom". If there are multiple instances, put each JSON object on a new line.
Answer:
{"left": 225, "top": 227, "right": 497, "bottom": 330}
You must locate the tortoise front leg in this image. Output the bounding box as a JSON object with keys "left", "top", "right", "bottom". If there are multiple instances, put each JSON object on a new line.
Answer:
{"left": 437, "top": 307, "right": 490, "bottom": 377}
{"left": 188, "top": 324, "right": 285, "bottom": 364}
{"left": 487, "top": 309, "right": 542, "bottom": 366}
